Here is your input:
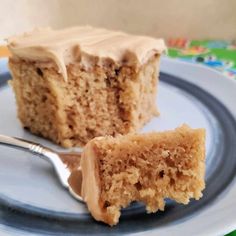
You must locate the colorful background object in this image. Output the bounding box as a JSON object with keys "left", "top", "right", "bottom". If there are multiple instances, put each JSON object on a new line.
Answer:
{"left": 167, "top": 39, "right": 236, "bottom": 80}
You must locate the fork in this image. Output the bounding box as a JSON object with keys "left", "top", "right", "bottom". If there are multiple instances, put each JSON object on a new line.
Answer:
{"left": 0, "top": 134, "right": 83, "bottom": 202}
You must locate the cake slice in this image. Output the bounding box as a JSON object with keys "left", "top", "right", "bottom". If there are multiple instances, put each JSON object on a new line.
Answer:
{"left": 7, "top": 26, "right": 166, "bottom": 147}
{"left": 81, "top": 125, "right": 205, "bottom": 226}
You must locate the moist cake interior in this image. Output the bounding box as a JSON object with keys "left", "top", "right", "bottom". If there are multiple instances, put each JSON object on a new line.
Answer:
{"left": 81, "top": 125, "right": 205, "bottom": 225}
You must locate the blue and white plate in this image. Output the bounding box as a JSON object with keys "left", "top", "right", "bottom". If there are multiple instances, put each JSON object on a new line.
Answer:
{"left": 0, "top": 57, "right": 235, "bottom": 235}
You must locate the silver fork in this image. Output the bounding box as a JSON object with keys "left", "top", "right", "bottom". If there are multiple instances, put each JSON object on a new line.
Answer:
{"left": 0, "top": 134, "right": 83, "bottom": 202}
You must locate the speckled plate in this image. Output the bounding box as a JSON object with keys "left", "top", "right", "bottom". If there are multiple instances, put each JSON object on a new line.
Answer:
{"left": 0, "top": 57, "right": 235, "bottom": 235}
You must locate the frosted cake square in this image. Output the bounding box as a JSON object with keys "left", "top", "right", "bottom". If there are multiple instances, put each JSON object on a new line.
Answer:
{"left": 7, "top": 26, "right": 166, "bottom": 147}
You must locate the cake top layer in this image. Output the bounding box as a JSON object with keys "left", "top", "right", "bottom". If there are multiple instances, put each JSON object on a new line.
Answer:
{"left": 7, "top": 26, "right": 166, "bottom": 81}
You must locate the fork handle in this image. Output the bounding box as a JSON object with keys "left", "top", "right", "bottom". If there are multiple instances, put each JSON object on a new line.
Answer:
{"left": 0, "top": 134, "right": 70, "bottom": 187}
{"left": 0, "top": 134, "right": 52, "bottom": 162}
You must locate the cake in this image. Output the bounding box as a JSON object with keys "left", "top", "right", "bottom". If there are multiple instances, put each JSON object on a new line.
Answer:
{"left": 7, "top": 26, "right": 166, "bottom": 147}
{"left": 81, "top": 125, "right": 206, "bottom": 226}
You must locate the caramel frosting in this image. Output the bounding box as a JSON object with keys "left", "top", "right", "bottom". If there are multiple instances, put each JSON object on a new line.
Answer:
{"left": 81, "top": 138, "right": 108, "bottom": 223}
{"left": 7, "top": 26, "right": 166, "bottom": 81}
